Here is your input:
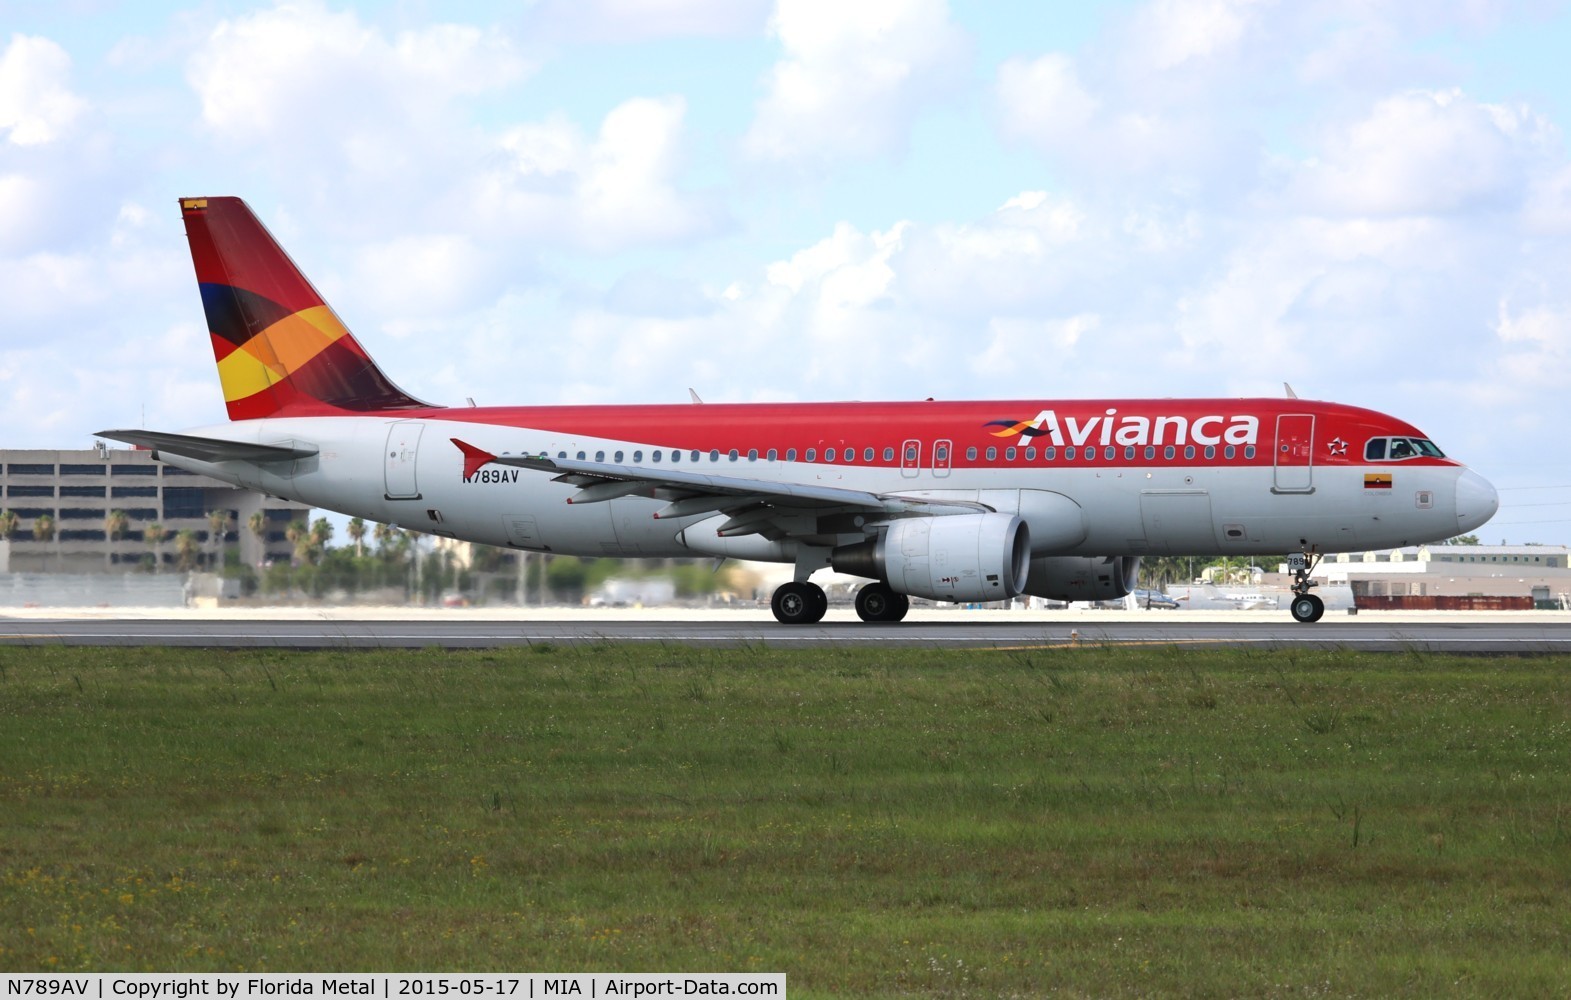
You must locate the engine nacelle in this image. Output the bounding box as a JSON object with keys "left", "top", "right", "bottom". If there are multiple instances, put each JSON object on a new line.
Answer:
{"left": 1022, "top": 555, "right": 1141, "bottom": 602}
{"left": 831, "top": 513, "right": 1030, "bottom": 603}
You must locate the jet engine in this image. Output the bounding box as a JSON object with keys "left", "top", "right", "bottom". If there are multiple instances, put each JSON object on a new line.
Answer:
{"left": 1022, "top": 555, "right": 1141, "bottom": 602}
{"left": 831, "top": 513, "right": 1030, "bottom": 603}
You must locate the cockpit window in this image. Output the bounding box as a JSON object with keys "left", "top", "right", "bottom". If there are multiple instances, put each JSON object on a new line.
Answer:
{"left": 1366, "top": 436, "right": 1445, "bottom": 461}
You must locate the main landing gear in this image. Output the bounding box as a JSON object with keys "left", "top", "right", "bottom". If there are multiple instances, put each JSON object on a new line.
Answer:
{"left": 854, "top": 581, "right": 910, "bottom": 623}
{"left": 769, "top": 580, "right": 911, "bottom": 624}
{"left": 771, "top": 581, "right": 828, "bottom": 624}
{"left": 1287, "top": 548, "right": 1325, "bottom": 623}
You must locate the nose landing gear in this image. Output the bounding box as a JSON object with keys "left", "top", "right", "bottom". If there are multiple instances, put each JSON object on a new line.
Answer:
{"left": 1287, "top": 549, "right": 1325, "bottom": 623}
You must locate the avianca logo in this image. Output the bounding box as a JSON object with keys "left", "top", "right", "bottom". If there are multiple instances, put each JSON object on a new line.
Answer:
{"left": 985, "top": 409, "right": 1260, "bottom": 448}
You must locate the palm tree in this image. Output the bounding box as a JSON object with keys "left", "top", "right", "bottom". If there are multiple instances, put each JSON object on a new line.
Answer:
{"left": 104, "top": 509, "right": 129, "bottom": 571}
{"left": 248, "top": 510, "right": 267, "bottom": 568}
{"left": 143, "top": 522, "right": 165, "bottom": 573}
{"left": 347, "top": 517, "right": 367, "bottom": 557}
{"left": 285, "top": 519, "right": 309, "bottom": 566}
{"left": 174, "top": 529, "right": 201, "bottom": 572}
{"left": 373, "top": 520, "right": 396, "bottom": 552}
{"left": 32, "top": 514, "right": 56, "bottom": 569}
{"left": 207, "top": 509, "right": 232, "bottom": 570}
{"left": 309, "top": 518, "right": 334, "bottom": 564}
{"left": 0, "top": 509, "right": 17, "bottom": 542}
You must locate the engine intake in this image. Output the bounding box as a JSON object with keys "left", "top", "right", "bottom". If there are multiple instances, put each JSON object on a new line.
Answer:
{"left": 1022, "top": 555, "right": 1141, "bottom": 602}
{"left": 832, "top": 513, "right": 1030, "bottom": 603}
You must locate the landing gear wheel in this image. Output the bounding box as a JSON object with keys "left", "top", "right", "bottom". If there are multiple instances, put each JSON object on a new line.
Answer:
{"left": 1290, "top": 593, "right": 1325, "bottom": 624}
{"left": 772, "top": 581, "right": 828, "bottom": 624}
{"left": 855, "top": 582, "right": 910, "bottom": 623}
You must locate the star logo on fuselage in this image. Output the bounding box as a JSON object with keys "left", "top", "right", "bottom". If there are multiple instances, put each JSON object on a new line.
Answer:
{"left": 1328, "top": 437, "right": 1347, "bottom": 457}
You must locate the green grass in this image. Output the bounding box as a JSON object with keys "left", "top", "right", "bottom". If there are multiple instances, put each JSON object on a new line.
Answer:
{"left": 2, "top": 643, "right": 1569, "bottom": 996}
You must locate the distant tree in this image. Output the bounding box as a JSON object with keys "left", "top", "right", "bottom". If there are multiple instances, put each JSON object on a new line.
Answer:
{"left": 104, "top": 509, "right": 129, "bottom": 570}
{"left": 373, "top": 521, "right": 396, "bottom": 551}
{"left": 143, "top": 522, "right": 165, "bottom": 573}
{"left": 0, "top": 509, "right": 17, "bottom": 541}
{"left": 309, "top": 518, "right": 333, "bottom": 563}
{"left": 347, "top": 517, "right": 366, "bottom": 557}
{"left": 247, "top": 510, "right": 267, "bottom": 567}
{"left": 285, "top": 520, "right": 309, "bottom": 566}
{"left": 1445, "top": 534, "right": 1481, "bottom": 546}
{"left": 32, "top": 513, "right": 54, "bottom": 543}
{"left": 207, "top": 509, "right": 232, "bottom": 569}
{"left": 174, "top": 529, "right": 201, "bottom": 572}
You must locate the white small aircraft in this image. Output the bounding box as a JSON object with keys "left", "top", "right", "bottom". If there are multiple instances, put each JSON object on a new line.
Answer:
{"left": 99, "top": 197, "right": 1498, "bottom": 624}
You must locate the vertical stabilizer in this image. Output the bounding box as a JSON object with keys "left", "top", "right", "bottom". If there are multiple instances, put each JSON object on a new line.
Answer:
{"left": 181, "top": 196, "right": 432, "bottom": 420}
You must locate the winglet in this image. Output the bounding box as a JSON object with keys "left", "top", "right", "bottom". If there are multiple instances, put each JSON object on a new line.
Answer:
{"left": 451, "top": 438, "right": 497, "bottom": 479}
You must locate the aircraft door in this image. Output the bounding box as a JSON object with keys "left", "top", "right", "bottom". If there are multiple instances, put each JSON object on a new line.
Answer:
{"left": 901, "top": 439, "right": 922, "bottom": 479}
{"left": 1272, "top": 414, "right": 1315, "bottom": 493}
{"left": 384, "top": 421, "right": 423, "bottom": 500}
{"left": 933, "top": 439, "right": 952, "bottom": 478}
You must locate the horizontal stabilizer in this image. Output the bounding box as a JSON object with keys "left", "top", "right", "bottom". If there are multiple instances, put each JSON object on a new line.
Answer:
{"left": 96, "top": 429, "right": 318, "bottom": 464}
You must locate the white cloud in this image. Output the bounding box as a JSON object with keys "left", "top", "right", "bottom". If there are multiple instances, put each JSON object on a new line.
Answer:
{"left": 480, "top": 97, "right": 720, "bottom": 252}
{"left": 1291, "top": 89, "right": 1553, "bottom": 216}
{"left": 525, "top": 0, "right": 773, "bottom": 41}
{"left": 1124, "top": 0, "right": 1263, "bottom": 72}
{"left": 744, "top": 0, "right": 967, "bottom": 164}
{"left": 0, "top": 34, "right": 86, "bottom": 146}
{"left": 187, "top": 3, "right": 527, "bottom": 144}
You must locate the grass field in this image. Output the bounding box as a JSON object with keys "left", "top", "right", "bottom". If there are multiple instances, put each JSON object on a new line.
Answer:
{"left": 1, "top": 642, "right": 1568, "bottom": 996}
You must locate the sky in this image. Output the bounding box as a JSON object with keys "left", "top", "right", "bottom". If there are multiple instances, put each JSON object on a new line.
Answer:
{"left": 2, "top": 0, "right": 1570, "bottom": 545}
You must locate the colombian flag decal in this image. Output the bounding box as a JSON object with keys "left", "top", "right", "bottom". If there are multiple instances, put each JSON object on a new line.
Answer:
{"left": 1364, "top": 473, "right": 1393, "bottom": 489}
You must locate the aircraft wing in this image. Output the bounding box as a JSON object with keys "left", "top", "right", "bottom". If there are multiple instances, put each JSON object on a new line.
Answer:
{"left": 452, "top": 438, "right": 986, "bottom": 537}
{"left": 96, "top": 429, "right": 319, "bottom": 464}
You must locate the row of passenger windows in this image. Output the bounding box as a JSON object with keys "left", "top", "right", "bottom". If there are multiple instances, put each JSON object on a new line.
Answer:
{"left": 549, "top": 443, "right": 1258, "bottom": 464}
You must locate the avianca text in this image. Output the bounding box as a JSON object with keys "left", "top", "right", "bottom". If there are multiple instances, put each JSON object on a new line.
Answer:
{"left": 991, "top": 409, "right": 1259, "bottom": 448}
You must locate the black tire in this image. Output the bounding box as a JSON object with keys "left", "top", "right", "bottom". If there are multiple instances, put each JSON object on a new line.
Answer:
{"left": 773, "top": 581, "right": 827, "bottom": 624}
{"left": 855, "top": 582, "right": 909, "bottom": 623}
{"left": 1290, "top": 593, "right": 1325, "bottom": 624}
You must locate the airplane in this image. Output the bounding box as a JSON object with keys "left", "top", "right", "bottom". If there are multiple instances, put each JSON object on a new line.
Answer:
{"left": 98, "top": 197, "right": 1499, "bottom": 625}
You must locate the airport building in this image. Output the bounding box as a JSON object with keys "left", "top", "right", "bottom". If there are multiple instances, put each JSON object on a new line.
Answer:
{"left": 0, "top": 446, "right": 311, "bottom": 574}
{"left": 1313, "top": 544, "right": 1571, "bottom": 606}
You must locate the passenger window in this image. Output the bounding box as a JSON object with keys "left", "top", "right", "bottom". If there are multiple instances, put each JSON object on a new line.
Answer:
{"left": 986, "top": 447, "right": 997, "bottom": 461}
{"left": 786, "top": 448, "right": 796, "bottom": 461}
{"left": 1164, "top": 446, "right": 1175, "bottom": 460}
{"left": 1045, "top": 447, "right": 1056, "bottom": 461}
{"left": 826, "top": 448, "right": 837, "bottom": 461}
{"left": 614, "top": 451, "right": 624, "bottom": 462}
{"left": 1184, "top": 446, "right": 1195, "bottom": 460}
{"left": 935, "top": 445, "right": 947, "bottom": 461}
{"left": 1204, "top": 446, "right": 1215, "bottom": 460}
{"left": 576, "top": 451, "right": 586, "bottom": 460}
{"left": 904, "top": 445, "right": 916, "bottom": 462}
{"left": 1025, "top": 447, "right": 1036, "bottom": 461}
{"left": 1065, "top": 447, "right": 1076, "bottom": 460}
{"left": 1144, "top": 446, "right": 1155, "bottom": 460}
{"left": 766, "top": 449, "right": 776, "bottom": 461}
{"left": 710, "top": 450, "right": 720, "bottom": 462}
{"left": 728, "top": 449, "right": 738, "bottom": 461}
{"left": 883, "top": 447, "right": 894, "bottom": 462}
{"left": 967, "top": 447, "right": 978, "bottom": 461}
{"left": 557, "top": 451, "right": 566, "bottom": 459}
{"left": 1244, "top": 446, "right": 1256, "bottom": 460}
{"left": 748, "top": 449, "right": 758, "bottom": 461}
{"left": 1365, "top": 439, "right": 1387, "bottom": 461}
{"left": 806, "top": 448, "right": 816, "bottom": 461}
{"left": 1105, "top": 446, "right": 1116, "bottom": 460}
{"left": 690, "top": 451, "right": 700, "bottom": 462}
{"left": 864, "top": 447, "right": 875, "bottom": 462}
{"left": 1005, "top": 447, "right": 1017, "bottom": 461}
{"left": 595, "top": 451, "right": 605, "bottom": 462}
{"left": 652, "top": 450, "right": 661, "bottom": 462}
{"left": 671, "top": 450, "right": 680, "bottom": 463}
{"left": 1224, "top": 446, "right": 1236, "bottom": 460}
{"left": 1124, "top": 446, "right": 1135, "bottom": 460}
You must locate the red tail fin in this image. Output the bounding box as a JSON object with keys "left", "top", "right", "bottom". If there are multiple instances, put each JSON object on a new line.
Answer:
{"left": 181, "top": 196, "right": 433, "bottom": 420}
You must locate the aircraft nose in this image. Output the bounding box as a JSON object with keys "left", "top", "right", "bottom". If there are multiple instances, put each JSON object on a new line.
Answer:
{"left": 1455, "top": 469, "right": 1499, "bottom": 534}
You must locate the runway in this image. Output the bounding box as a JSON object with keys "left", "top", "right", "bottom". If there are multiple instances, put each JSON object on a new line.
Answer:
{"left": 1, "top": 610, "right": 1568, "bottom": 653}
